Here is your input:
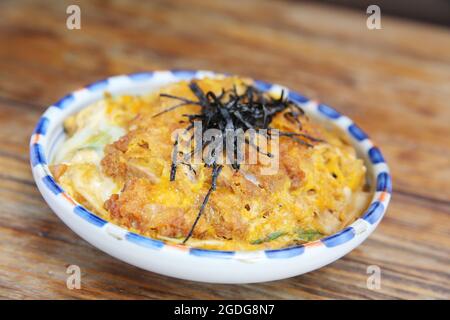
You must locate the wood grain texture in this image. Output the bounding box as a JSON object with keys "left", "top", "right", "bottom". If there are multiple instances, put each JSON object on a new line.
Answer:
{"left": 0, "top": 0, "right": 449, "bottom": 300}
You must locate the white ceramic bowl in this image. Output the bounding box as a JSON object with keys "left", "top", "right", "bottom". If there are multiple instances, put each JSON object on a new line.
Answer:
{"left": 30, "top": 70, "right": 391, "bottom": 284}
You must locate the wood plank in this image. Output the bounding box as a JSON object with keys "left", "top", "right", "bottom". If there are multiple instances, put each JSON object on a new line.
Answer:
{"left": 1, "top": 0, "right": 449, "bottom": 200}
{"left": 0, "top": 101, "right": 448, "bottom": 299}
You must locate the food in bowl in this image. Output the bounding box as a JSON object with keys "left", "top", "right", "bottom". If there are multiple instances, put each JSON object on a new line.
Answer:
{"left": 50, "top": 76, "right": 370, "bottom": 251}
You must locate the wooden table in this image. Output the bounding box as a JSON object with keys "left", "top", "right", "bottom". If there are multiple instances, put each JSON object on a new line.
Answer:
{"left": 1, "top": 0, "right": 449, "bottom": 300}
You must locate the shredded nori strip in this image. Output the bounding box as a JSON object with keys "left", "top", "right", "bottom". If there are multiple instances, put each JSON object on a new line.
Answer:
{"left": 155, "top": 80, "right": 322, "bottom": 243}
{"left": 182, "top": 163, "right": 223, "bottom": 244}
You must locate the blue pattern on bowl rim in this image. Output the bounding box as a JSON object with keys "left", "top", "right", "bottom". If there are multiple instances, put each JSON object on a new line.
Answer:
{"left": 30, "top": 70, "right": 392, "bottom": 260}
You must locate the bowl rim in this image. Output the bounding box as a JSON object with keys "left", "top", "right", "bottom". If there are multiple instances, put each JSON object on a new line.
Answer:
{"left": 29, "top": 69, "right": 392, "bottom": 260}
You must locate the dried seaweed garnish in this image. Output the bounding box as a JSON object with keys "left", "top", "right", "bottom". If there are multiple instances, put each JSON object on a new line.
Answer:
{"left": 182, "top": 163, "right": 223, "bottom": 244}
{"left": 155, "top": 80, "right": 322, "bottom": 243}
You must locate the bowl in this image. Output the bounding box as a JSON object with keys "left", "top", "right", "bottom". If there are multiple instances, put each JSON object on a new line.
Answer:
{"left": 30, "top": 70, "right": 391, "bottom": 283}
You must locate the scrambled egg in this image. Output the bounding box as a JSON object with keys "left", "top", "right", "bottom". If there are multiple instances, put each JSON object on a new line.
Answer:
{"left": 51, "top": 77, "right": 370, "bottom": 250}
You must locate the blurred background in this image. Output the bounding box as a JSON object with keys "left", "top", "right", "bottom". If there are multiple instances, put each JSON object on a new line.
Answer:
{"left": 309, "top": 0, "right": 450, "bottom": 26}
